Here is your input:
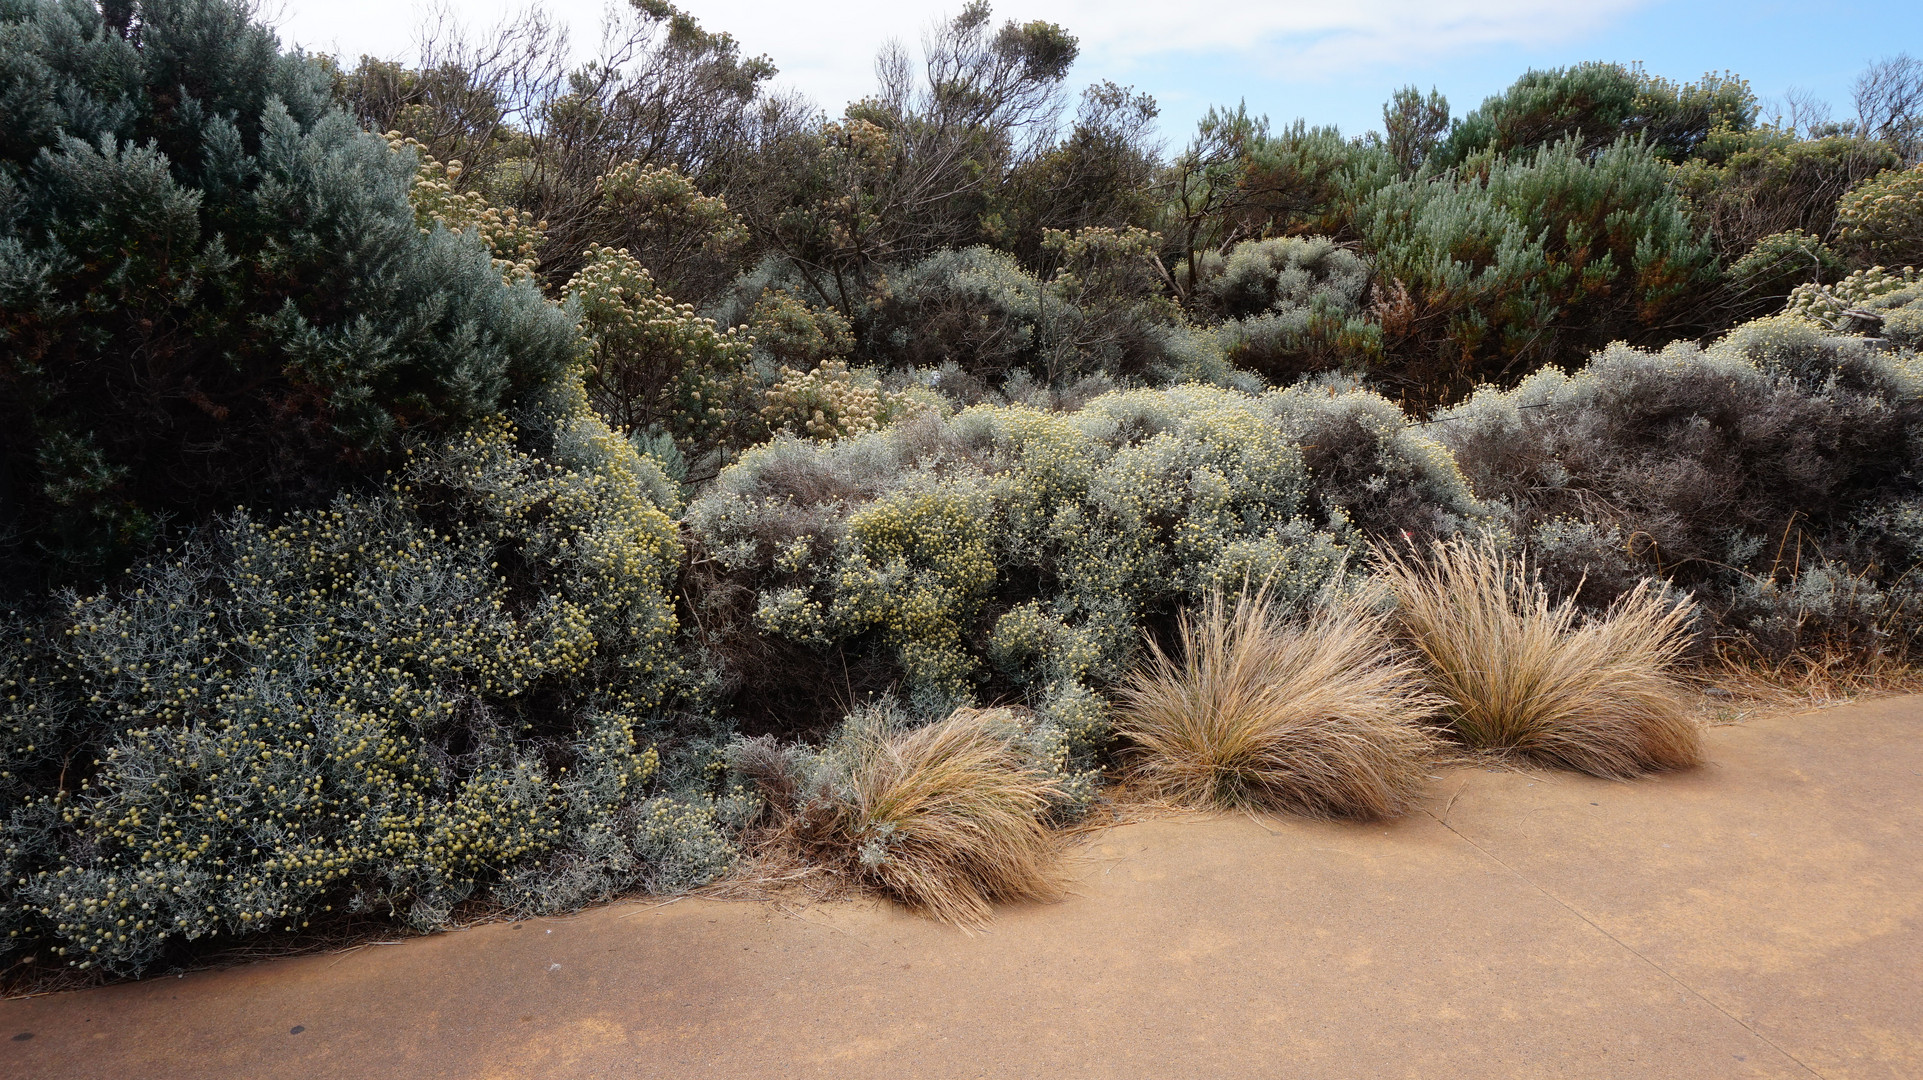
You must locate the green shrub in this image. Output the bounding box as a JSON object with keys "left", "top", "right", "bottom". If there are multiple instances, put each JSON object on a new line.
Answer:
{"left": 1675, "top": 134, "right": 1898, "bottom": 264}
{"left": 1726, "top": 229, "right": 1847, "bottom": 310}
{"left": 1836, "top": 163, "right": 1923, "bottom": 270}
{"left": 570, "top": 243, "right": 755, "bottom": 462}
{"left": 1864, "top": 282, "right": 1923, "bottom": 349}
{"left": 1783, "top": 266, "right": 1921, "bottom": 329}
{"left": 0, "top": 385, "right": 718, "bottom": 976}
{"left": 0, "top": 0, "right": 579, "bottom": 585}
{"left": 1204, "top": 237, "right": 1383, "bottom": 382}
{"left": 1434, "top": 63, "right": 1757, "bottom": 168}
{"left": 732, "top": 236, "right": 1232, "bottom": 396}
{"left": 870, "top": 245, "right": 1050, "bottom": 378}
{"left": 758, "top": 359, "right": 925, "bottom": 441}
{"left": 1354, "top": 138, "right": 1717, "bottom": 402}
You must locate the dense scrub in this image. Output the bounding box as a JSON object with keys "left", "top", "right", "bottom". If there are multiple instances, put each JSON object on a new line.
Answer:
{"left": 4, "top": 0, "right": 1923, "bottom": 981}
{"left": 0, "top": 0, "right": 577, "bottom": 587}
{"left": 0, "top": 0, "right": 743, "bottom": 982}
{"left": 0, "top": 385, "right": 746, "bottom": 976}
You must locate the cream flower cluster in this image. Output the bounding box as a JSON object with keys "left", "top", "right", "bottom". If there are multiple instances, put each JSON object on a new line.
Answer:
{"left": 386, "top": 133, "right": 545, "bottom": 283}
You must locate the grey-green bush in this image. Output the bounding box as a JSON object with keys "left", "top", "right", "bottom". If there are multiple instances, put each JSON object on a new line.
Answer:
{"left": 1203, "top": 237, "right": 1383, "bottom": 383}
{"left": 684, "top": 382, "right": 1485, "bottom": 739}
{"left": 0, "top": 385, "right": 729, "bottom": 977}
{"left": 1435, "top": 318, "right": 1923, "bottom": 657}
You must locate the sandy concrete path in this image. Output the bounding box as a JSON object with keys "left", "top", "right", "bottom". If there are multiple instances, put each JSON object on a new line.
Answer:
{"left": 5, "top": 696, "right": 1921, "bottom": 1080}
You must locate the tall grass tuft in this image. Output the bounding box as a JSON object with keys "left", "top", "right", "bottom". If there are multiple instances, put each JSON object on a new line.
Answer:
{"left": 1115, "top": 589, "right": 1442, "bottom": 819}
{"left": 1381, "top": 538, "right": 1704, "bottom": 777}
{"left": 780, "top": 706, "right": 1067, "bottom": 927}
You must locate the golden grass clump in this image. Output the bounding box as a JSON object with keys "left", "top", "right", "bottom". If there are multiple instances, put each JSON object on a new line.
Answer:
{"left": 1114, "top": 589, "right": 1442, "bottom": 819}
{"left": 791, "top": 706, "right": 1067, "bottom": 927}
{"left": 1380, "top": 537, "right": 1704, "bottom": 777}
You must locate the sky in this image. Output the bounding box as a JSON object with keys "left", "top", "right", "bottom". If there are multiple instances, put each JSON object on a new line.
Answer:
{"left": 270, "top": 0, "right": 1923, "bottom": 145}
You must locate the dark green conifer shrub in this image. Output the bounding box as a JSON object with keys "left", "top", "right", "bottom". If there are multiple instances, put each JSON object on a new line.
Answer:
{"left": 1434, "top": 62, "right": 1757, "bottom": 168}
{"left": 0, "top": 0, "right": 577, "bottom": 586}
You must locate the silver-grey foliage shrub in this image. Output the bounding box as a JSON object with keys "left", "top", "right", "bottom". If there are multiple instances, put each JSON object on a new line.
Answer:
{"left": 0, "top": 386, "right": 733, "bottom": 976}
{"left": 1436, "top": 319, "right": 1923, "bottom": 656}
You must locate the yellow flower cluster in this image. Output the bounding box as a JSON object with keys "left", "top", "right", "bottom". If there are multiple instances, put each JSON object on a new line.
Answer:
{"left": 1784, "top": 265, "right": 1920, "bottom": 326}
{"left": 596, "top": 161, "right": 745, "bottom": 254}
{"left": 833, "top": 486, "right": 999, "bottom": 700}
{"left": 1836, "top": 163, "right": 1923, "bottom": 266}
{"left": 747, "top": 290, "right": 855, "bottom": 367}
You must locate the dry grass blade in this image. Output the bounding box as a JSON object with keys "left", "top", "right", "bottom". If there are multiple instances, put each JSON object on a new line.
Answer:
{"left": 1380, "top": 537, "right": 1704, "bottom": 778}
{"left": 793, "top": 708, "right": 1067, "bottom": 928}
{"left": 1114, "top": 588, "right": 1442, "bottom": 819}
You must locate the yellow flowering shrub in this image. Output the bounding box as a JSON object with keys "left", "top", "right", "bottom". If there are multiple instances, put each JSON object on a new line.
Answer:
{"left": 1836, "top": 163, "right": 1923, "bottom": 269}
{"left": 596, "top": 161, "right": 745, "bottom": 254}
{"left": 688, "top": 384, "right": 1485, "bottom": 771}
{"left": 0, "top": 392, "right": 724, "bottom": 975}
{"left": 1784, "top": 265, "right": 1921, "bottom": 327}
{"left": 747, "top": 289, "right": 855, "bottom": 367}
{"left": 568, "top": 244, "right": 754, "bottom": 456}
{"left": 759, "top": 360, "right": 922, "bottom": 440}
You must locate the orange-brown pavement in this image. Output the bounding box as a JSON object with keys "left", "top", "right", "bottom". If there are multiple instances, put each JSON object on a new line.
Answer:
{"left": 6, "top": 697, "right": 1921, "bottom": 1079}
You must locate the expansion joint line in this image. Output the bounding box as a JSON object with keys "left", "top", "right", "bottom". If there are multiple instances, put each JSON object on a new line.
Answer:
{"left": 1420, "top": 808, "right": 1827, "bottom": 1080}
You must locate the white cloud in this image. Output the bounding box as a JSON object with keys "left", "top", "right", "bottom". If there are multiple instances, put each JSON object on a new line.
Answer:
{"left": 271, "top": 0, "right": 1647, "bottom": 116}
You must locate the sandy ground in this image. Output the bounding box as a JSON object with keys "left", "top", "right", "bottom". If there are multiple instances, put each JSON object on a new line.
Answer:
{"left": 3, "top": 695, "right": 1920, "bottom": 1080}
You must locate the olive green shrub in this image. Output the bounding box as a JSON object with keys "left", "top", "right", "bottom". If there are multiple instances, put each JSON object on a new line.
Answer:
{"left": 1203, "top": 237, "right": 1384, "bottom": 383}
{"left": 1836, "top": 163, "right": 1923, "bottom": 269}
{"left": 569, "top": 243, "right": 756, "bottom": 462}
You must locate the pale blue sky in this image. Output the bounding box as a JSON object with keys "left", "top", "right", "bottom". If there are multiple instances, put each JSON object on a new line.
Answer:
{"left": 274, "top": 0, "right": 1923, "bottom": 144}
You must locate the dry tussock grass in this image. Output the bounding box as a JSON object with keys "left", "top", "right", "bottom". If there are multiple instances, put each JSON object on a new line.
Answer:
{"left": 1688, "top": 647, "right": 1923, "bottom": 724}
{"left": 1381, "top": 538, "right": 1704, "bottom": 778}
{"left": 746, "top": 707, "right": 1067, "bottom": 927}
{"left": 1115, "top": 589, "right": 1442, "bottom": 819}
